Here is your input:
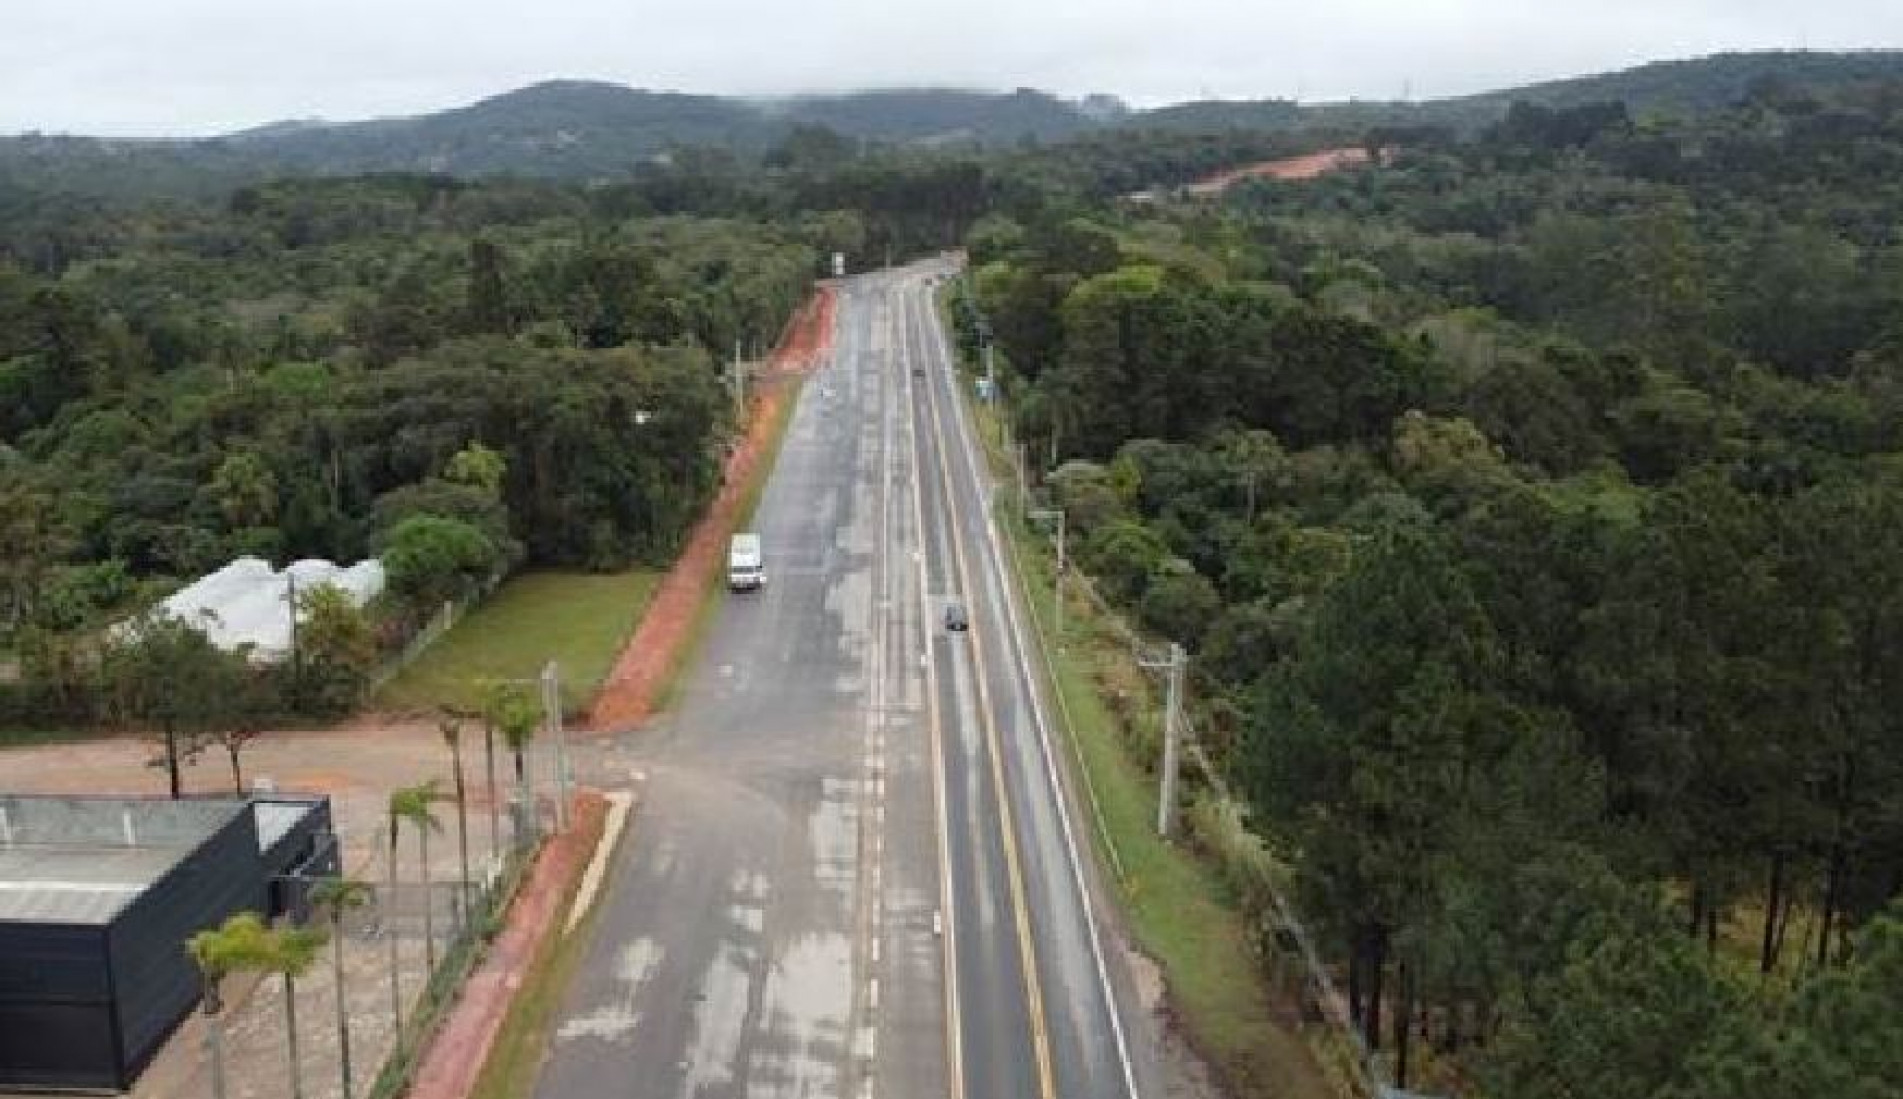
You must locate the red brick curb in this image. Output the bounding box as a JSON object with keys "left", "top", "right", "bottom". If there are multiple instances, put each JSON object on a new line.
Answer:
{"left": 405, "top": 792, "right": 608, "bottom": 1099}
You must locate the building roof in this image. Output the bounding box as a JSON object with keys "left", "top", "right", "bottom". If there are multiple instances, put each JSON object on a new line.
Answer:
{"left": 137, "top": 555, "right": 385, "bottom": 663}
{"left": 0, "top": 796, "right": 247, "bottom": 926}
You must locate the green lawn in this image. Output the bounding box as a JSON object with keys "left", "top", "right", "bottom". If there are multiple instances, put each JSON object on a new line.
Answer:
{"left": 375, "top": 569, "right": 660, "bottom": 717}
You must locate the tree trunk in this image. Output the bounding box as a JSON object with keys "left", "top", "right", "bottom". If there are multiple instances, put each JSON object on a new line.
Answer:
{"left": 1393, "top": 958, "right": 1413, "bottom": 1090}
{"left": 1705, "top": 902, "right": 1719, "bottom": 954}
{"left": 1771, "top": 879, "right": 1796, "bottom": 972}
{"left": 1347, "top": 937, "right": 1364, "bottom": 1033}
{"left": 451, "top": 744, "right": 471, "bottom": 930}
{"left": 386, "top": 818, "right": 402, "bottom": 1036}
{"left": 166, "top": 725, "right": 184, "bottom": 799}
{"left": 1347, "top": 937, "right": 1364, "bottom": 1034}
{"left": 1818, "top": 752, "right": 1855, "bottom": 969}
{"left": 514, "top": 749, "right": 530, "bottom": 847}
{"left": 332, "top": 915, "right": 355, "bottom": 1099}
{"left": 483, "top": 724, "right": 500, "bottom": 868}
{"left": 419, "top": 828, "right": 436, "bottom": 977}
{"left": 228, "top": 745, "right": 244, "bottom": 795}
{"left": 283, "top": 973, "right": 303, "bottom": 1099}
{"left": 1818, "top": 841, "right": 1844, "bottom": 969}
{"left": 1760, "top": 851, "right": 1785, "bottom": 975}
{"left": 1365, "top": 926, "right": 1387, "bottom": 1053}
{"left": 1687, "top": 882, "right": 1704, "bottom": 939}
{"left": 205, "top": 1008, "right": 228, "bottom": 1099}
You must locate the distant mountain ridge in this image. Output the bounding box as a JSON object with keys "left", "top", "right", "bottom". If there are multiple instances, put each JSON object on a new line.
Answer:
{"left": 4, "top": 50, "right": 1901, "bottom": 198}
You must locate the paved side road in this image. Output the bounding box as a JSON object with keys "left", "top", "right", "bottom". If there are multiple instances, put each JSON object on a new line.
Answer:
{"left": 535, "top": 272, "right": 946, "bottom": 1099}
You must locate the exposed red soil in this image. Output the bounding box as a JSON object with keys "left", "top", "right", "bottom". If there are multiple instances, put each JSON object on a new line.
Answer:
{"left": 407, "top": 791, "right": 608, "bottom": 1099}
{"left": 584, "top": 284, "right": 837, "bottom": 732}
{"left": 1185, "top": 146, "right": 1389, "bottom": 196}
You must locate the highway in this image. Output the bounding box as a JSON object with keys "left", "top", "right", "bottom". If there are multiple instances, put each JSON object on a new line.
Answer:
{"left": 537, "top": 261, "right": 1154, "bottom": 1099}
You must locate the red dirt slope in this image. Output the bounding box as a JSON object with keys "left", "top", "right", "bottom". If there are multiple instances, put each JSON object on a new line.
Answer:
{"left": 1185, "top": 146, "right": 1386, "bottom": 196}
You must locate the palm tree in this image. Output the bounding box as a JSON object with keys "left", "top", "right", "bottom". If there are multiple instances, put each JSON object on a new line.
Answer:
{"left": 185, "top": 912, "right": 272, "bottom": 1099}
{"left": 390, "top": 781, "right": 445, "bottom": 976}
{"left": 260, "top": 922, "right": 326, "bottom": 1099}
{"left": 384, "top": 794, "right": 404, "bottom": 1034}
{"left": 477, "top": 681, "right": 507, "bottom": 858}
{"left": 438, "top": 711, "right": 473, "bottom": 928}
{"left": 493, "top": 686, "right": 539, "bottom": 848}
{"left": 186, "top": 926, "right": 236, "bottom": 1099}
{"left": 310, "top": 877, "right": 373, "bottom": 1099}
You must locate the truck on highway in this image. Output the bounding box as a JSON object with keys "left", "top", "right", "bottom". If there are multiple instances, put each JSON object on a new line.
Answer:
{"left": 728, "top": 532, "right": 766, "bottom": 591}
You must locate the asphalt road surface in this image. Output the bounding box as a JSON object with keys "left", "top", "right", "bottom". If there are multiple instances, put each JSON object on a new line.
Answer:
{"left": 539, "top": 262, "right": 1157, "bottom": 1099}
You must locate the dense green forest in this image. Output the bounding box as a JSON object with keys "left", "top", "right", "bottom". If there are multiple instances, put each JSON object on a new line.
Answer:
{"left": 6, "top": 48, "right": 1903, "bottom": 1097}
{"left": 0, "top": 173, "right": 833, "bottom": 724}
{"left": 958, "top": 76, "right": 1903, "bottom": 1096}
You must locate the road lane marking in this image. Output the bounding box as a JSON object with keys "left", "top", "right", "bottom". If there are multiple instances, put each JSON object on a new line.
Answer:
{"left": 909, "top": 284, "right": 1057, "bottom": 1099}
{"left": 902, "top": 281, "right": 967, "bottom": 1099}
{"left": 922, "top": 274, "right": 1143, "bottom": 1099}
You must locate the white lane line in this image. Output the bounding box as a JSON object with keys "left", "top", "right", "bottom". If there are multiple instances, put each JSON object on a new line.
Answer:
{"left": 904, "top": 274, "right": 967, "bottom": 1099}
{"left": 922, "top": 275, "right": 1143, "bottom": 1099}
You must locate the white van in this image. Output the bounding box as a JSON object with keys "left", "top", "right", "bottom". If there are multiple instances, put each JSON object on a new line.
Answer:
{"left": 728, "top": 533, "right": 765, "bottom": 591}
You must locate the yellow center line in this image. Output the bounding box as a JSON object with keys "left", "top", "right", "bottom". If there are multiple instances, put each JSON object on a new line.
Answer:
{"left": 896, "top": 285, "right": 966, "bottom": 1099}
{"left": 907, "top": 278, "right": 1058, "bottom": 1099}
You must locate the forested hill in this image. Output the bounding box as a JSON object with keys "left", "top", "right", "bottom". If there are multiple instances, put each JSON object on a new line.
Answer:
{"left": 6, "top": 51, "right": 1901, "bottom": 200}
{"left": 1142, "top": 49, "right": 1903, "bottom": 133}
{"left": 0, "top": 83, "right": 1112, "bottom": 200}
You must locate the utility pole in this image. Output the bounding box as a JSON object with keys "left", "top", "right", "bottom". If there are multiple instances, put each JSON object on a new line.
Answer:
{"left": 730, "top": 339, "right": 746, "bottom": 419}
{"left": 1028, "top": 508, "right": 1066, "bottom": 640}
{"left": 541, "top": 661, "right": 569, "bottom": 831}
{"left": 1143, "top": 643, "right": 1187, "bottom": 839}
{"left": 1015, "top": 443, "right": 1029, "bottom": 519}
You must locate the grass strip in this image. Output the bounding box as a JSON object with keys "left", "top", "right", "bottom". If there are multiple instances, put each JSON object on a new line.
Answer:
{"left": 376, "top": 569, "right": 660, "bottom": 717}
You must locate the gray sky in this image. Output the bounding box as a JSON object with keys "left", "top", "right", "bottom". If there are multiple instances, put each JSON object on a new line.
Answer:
{"left": 2, "top": 0, "right": 1899, "bottom": 136}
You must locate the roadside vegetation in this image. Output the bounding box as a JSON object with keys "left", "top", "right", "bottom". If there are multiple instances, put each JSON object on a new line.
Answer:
{"left": 949, "top": 77, "right": 1903, "bottom": 1096}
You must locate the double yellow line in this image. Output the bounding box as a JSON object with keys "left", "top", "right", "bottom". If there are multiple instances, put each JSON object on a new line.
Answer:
{"left": 905, "top": 280, "right": 1058, "bottom": 1099}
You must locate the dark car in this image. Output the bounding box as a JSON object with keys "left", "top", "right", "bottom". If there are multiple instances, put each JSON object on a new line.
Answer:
{"left": 944, "top": 600, "right": 969, "bottom": 632}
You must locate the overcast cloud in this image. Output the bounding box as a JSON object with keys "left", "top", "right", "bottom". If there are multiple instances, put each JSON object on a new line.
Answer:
{"left": 2, "top": 0, "right": 1899, "bottom": 136}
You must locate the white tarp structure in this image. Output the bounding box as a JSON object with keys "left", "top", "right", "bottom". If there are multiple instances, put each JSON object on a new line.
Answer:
{"left": 141, "top": 556, "right": 385, "bottom": 663}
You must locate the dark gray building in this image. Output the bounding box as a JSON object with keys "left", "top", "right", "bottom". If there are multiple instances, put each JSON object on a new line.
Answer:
{"left": 0, "top": 793, "right": 334, "bottom": 1092}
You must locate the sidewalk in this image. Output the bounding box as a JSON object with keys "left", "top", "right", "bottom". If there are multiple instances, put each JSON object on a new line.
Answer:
{"left": 406, "top": 792, "right": 608, "bottom": 1099}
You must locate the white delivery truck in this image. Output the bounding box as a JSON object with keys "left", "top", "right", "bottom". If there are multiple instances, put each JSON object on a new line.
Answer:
{"left": 728, "top": 532, "right": 766, "bottom": 591}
